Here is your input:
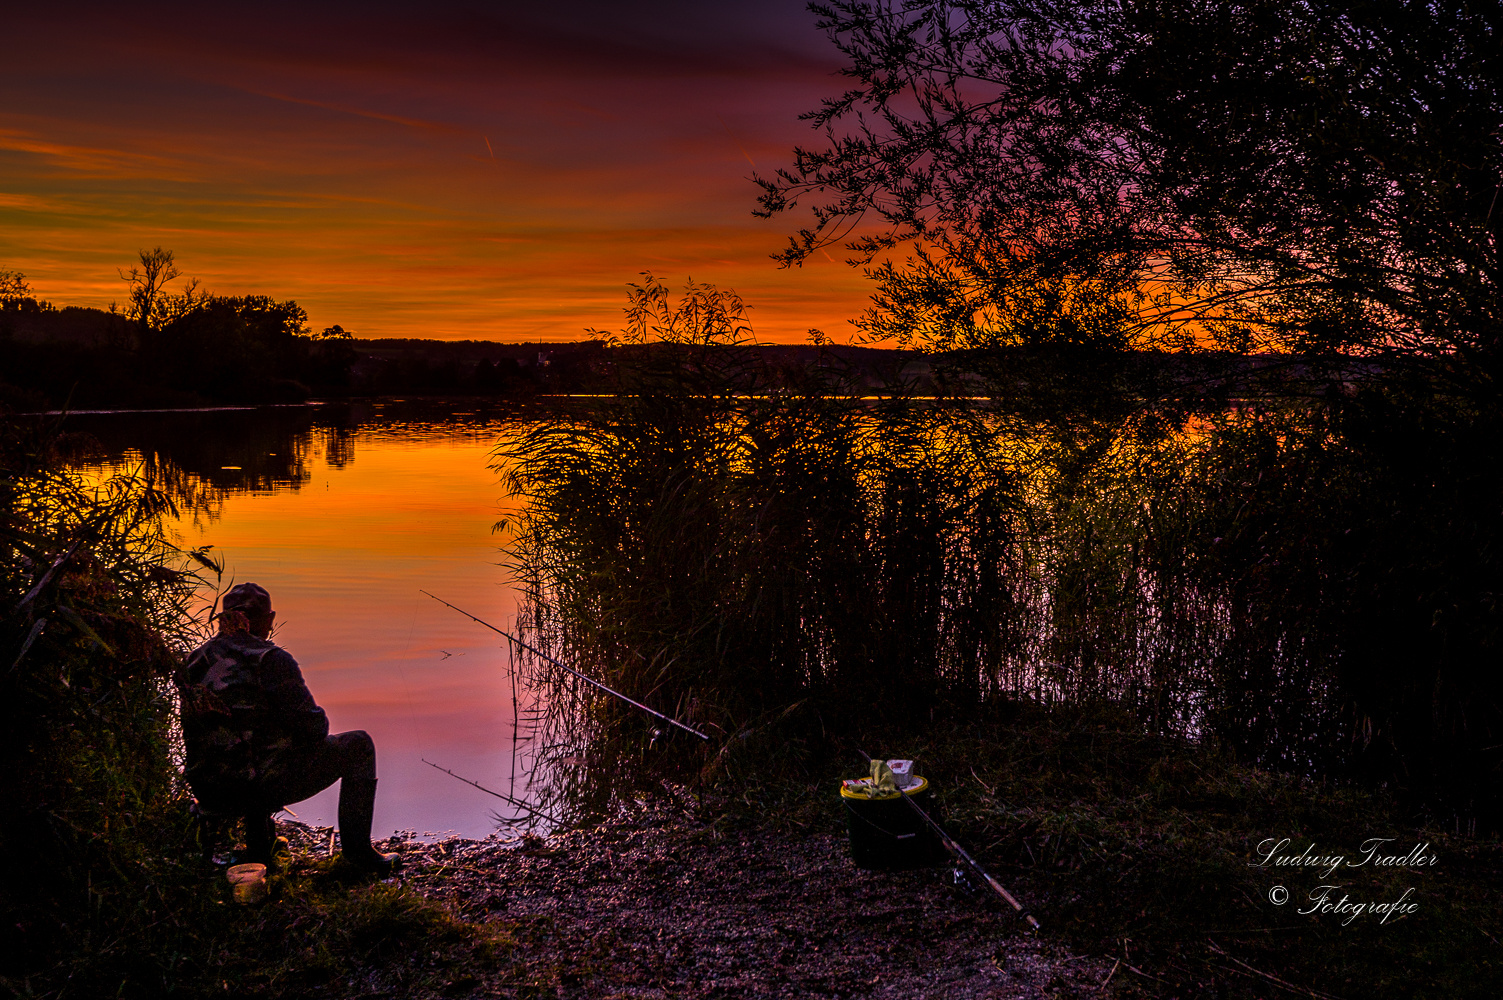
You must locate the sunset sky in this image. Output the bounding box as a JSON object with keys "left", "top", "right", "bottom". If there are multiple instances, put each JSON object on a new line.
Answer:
{"left": 1, "top": 1, "right": 876, "bottom": 343}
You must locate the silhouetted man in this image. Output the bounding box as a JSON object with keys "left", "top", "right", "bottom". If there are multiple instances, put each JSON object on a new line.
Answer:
{"left": 178, "top": 582, "right": 399, "bottom": 874}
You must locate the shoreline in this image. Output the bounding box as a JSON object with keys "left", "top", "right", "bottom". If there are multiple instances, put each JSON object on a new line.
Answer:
{"left": 23, "top": 403, "right": 326, "bottom": 417}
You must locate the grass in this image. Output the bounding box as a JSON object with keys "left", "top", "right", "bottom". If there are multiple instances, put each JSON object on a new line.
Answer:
{"left": 19, "top": 852, "right": 512, "bottom": 998}
{"left": 174, "top": 864, "right": 517, "bottom": 998}
{"left": 7, "top": 794, "right": 593, "bottom": 999}
{"left": 936, "top": 716, "right": 1500, "bottom": 998}
{"left": 23, "top": 704, "right": 1496, "bottom": 998}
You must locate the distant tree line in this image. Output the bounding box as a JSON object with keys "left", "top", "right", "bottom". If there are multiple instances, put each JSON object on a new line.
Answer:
{"left": 1, "top": 250, "right": 354, "bottom": 409}
{"left": 347, "top": 338, "right": 610, "bottom": 397}
{"left": 0, "top": 250, "right": 618, "bottom": 410}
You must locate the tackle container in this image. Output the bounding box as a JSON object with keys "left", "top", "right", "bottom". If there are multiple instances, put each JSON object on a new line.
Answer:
{"left": 839, "top": 775, "right": 947, "bottom": 870}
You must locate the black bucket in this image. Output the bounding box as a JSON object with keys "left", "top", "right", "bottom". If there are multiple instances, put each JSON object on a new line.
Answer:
{"left": 841, "top": 776, "right": 947, "bottom": 871}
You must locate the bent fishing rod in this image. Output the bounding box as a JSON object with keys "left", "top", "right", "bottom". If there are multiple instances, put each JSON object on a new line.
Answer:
{"left": 420, "top": 590, "right": 711, "bottom": 741}
{"left": 857, "top": 749, "right": 1041, "bottom": 931}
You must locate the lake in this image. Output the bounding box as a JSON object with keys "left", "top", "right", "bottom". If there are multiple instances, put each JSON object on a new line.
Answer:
{"left": 66, "top": 400, "right": 540, "bottom": 839}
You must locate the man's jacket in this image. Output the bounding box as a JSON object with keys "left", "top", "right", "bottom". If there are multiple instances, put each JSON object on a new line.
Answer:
{"left": 177, "top": 628, "right": 329, "bottom": 799}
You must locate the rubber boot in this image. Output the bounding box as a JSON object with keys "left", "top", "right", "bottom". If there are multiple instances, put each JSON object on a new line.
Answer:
{"left": 239, "top": 813, "right": 294, "bottom": 869}
{"left": 338, "top": 777, "right": 401, "bottom": 875}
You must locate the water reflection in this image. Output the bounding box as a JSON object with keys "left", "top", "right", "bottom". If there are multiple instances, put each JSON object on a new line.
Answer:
{"left": 64, "top": 400, "right": 541, "bottom": 839}
{"left": 68, "top": 399, "right": 535, "bottom": 493}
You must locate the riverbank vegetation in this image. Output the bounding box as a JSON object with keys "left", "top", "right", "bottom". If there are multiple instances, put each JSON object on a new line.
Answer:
{"left": 504, "top": 278, "right": 1503, "bottom": 824}
{"left": 6, "top": 352, "right": 1500, "bottom": 996}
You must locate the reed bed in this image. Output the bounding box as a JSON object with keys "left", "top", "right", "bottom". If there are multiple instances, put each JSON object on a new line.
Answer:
{"left": 499, "top": 317, "right": 1503, "bottom": 830}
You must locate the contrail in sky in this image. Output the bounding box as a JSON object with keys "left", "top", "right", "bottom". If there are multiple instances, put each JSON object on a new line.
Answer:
{"left": 716, "top": 114, "right": 756, "bottom": 169}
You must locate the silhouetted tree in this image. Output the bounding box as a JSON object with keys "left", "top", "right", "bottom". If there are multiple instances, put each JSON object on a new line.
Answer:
{"left": 148, "top": 295, "right": 319, "bottom": 400}
{"left": 117, "top": 247, "right": 202, "bottom": 336}
{"left": 306, "top": 325, "right": 357, "bottom": 387}
{"left": 0, "top": 269, "right": 30, "bottom": 307}
{"left": 0, "top": 269, "right": 52, "bottom": 319}
{"left": 760, "top": 2, "right": 1503, "bottom": 396}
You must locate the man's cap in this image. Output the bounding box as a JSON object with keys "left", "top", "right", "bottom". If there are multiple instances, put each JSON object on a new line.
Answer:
{"left": 222, "top": 582, "right": 272, "bottom": 617}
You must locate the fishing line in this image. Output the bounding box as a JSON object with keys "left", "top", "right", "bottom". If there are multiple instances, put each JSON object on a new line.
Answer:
{"left": 421, "top": 758, "right": 563, "bottom": 826}
{"left": 420, "top": 590, "right": 711, "bottom": 741}
{"left": 391, "top": 603, "right": 424, "bottom": 741}
{"left": 856, "top": 749, "right": 1040, "bottom": 931}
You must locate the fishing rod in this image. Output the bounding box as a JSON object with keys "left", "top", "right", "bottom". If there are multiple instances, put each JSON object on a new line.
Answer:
{"left": 421, "top": 759, "right": 564, "bottom": 826}
{"left": 857, "top": 749, "right": 1041, "bottom": 931}
{"left": 420, "top": 590, "right": 712, "bottom": 741}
